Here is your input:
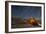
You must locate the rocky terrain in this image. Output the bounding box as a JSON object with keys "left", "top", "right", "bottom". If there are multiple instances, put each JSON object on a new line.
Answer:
{"left": 11, "top": 16, "right": 41, "bottom": 28}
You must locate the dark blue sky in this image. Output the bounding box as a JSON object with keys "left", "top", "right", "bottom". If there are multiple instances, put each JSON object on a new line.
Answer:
{"left": 11, "top": 5, "right": 41, "bottom": 19}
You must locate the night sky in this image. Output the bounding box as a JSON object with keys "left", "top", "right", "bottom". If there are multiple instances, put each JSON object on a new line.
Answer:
{"left": 11, "top": 5, "right": 41, "bottom": 19}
